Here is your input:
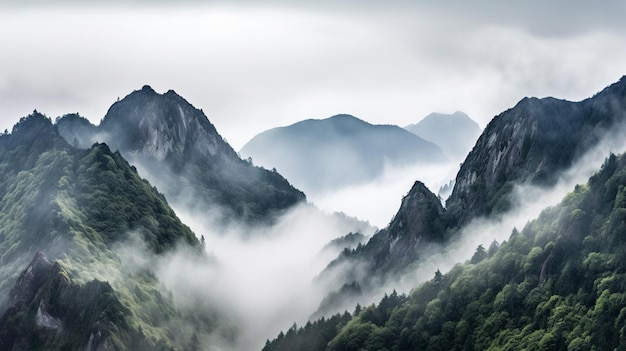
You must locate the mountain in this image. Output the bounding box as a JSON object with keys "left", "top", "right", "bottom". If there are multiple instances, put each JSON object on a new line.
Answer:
{"left": 57, "top": 85, "right": 305, "bottom": 224}
{"left": 405, "top": 111, "right": 481, "bottom": 162}
{"left": 315, "top": 76, "right": 626, "bottom": 315}
{"left": 0, "top": 113, "right": 212, "bottom": 350}
{"left": 239, "top": 114, "right": 446, "bottom": 194}
{"left": 264, "top": 152, "right": 626, "bottom": 351}
{"left": 447, "top": 76, "right": 626, "bottom": 227}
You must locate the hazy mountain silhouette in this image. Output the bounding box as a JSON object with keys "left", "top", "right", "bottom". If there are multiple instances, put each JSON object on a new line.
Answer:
{"left": 240, "top": 114, "right": 446, "bottom": 194}
{"left": 405, "top": 111, "right": 481, "bottom": 162}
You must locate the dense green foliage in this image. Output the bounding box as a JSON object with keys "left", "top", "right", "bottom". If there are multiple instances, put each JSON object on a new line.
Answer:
{"left": 266, "top": 153, "right": 626, "bottom": 350}
{"left": 262, "top": 311, "right": 353, "bottom": 351}
{"left": 0, "top": 113, "right": 208, "bottom": 350}
{"left": 320, "top": 77, "right": 626, "bottom": 312}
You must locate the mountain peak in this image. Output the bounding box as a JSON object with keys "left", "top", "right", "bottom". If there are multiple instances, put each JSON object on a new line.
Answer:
{"left": 100, "top": 85, "right": 236, "bottom": 162}
{"left": 58, "top": 86, "right": 305, "bottom": 224}
{"left": 327, "top": 114, "right": 361, "bottom": 121}
{"left": 141, "top": 84, "right": 155, "bottom": 93}
{"left": 352, "top": 180, "right": 446, "bottom": 274}
{"left": 405, "top": 111, "right": 481, "bottom": 162}
{"left": 241, "top": 114, "right": 445, "bottom": 193}
{"left": 7, "top": 251, "right": 53, "bottom": 307}
{"left": 447, "top": 77, "right": 626, "bottom": 226}
{"left": 387, "top": 181, "right": 444, "bottom": 241}
{"left": 12, "top": 111, "right": 53, "bottom": 133}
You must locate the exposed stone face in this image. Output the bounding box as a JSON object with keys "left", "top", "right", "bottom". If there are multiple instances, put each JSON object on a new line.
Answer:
{"left": 99, "top": 86, "right": 236, "bottom": 164}
{"left": 361, "top": 181, "right": 446, "bottom": 273}
{"left": 57, "top": 85, "right": 306, "bottom": 224}
{"left": 36, "top": 300, "right": 61, "bottom": 330}
{"left": 322, "top": 76, "right": 626, "bottom": 295}
{"left": 8, "top": 251, "right": 52, "bottom": 306}
{"left": 447, "top": 77, "right": 626, "bottom": 226}
{"left": 0, "top": 252, "right": 128, "bottom": 351}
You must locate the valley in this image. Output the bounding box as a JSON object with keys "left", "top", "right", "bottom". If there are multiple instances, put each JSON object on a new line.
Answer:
{"left": 0, "top": 76, "right": 625, "bottom": 350}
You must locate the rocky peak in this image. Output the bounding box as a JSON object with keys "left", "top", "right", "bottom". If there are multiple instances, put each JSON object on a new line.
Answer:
{"left": 387, "top": 181, "right": 445, "bottom": 241}
{"left": 100, "top": 86, "right": 237, "bottom": 163}
{"left": 7, "top": 251, "right": 53, "bottom": 307}
{"left": 56, "top": 86, "right": 305, "bottom": 224}
{"left": 359, "top": 181, "right": 446, "bottom": 273}
{"left": 446, "top": 77, "right": 626, "bottom": 227}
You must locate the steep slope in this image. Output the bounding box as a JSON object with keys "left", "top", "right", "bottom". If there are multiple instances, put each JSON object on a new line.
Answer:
{"left": 239, "top": 114, "right": 446, "bottom": 194}
{"left": 58, "top": 85, "right": 305, "bottom": 224}
{"left": 316, "top": 76, "right": 626, "bottom": 315}
{"left": 265, "top": 152, "right": 626, "bottom": 351}
{"left": 351, "top": 181, "right": 446, "bottom": 275}
{"left": 447, "top": 76, "right": 626, "bottom": 227}
{"left": 313, "top": 181, "right": 446, "bottom": 317}
{"left": 0, "top": 252, "right": 139, "bottom": 350}
{"left": 405, "top": 111, "right": 481, "bottom": 162}
{"left": 0, "top": 113, "right": 212, "bottom": 350}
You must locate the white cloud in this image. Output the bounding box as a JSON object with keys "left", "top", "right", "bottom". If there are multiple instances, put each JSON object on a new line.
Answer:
{"left": 157, "top": 203, "right": 373, "bottom": 350}
{"left": 1, "top": 3, "right": 625, "bottom": 150}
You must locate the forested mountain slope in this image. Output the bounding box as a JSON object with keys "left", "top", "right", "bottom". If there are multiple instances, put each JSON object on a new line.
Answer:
{"left": 0, "top": 113, "right": 211, "bottom": 350}
{"left": 322, "top": 76, "right": 626, "bottom": 293}
{"left": 265, "top": 152, "right": 626, "bottom": 351}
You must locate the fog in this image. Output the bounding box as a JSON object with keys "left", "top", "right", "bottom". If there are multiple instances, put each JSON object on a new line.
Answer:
{"left": 126, "top": 113, "right": 626, "bottom": 350}
{"left": 154, "top": 203, "right": 373, "bottom": 350}
{"left": 2, "top": 3, "right": 626, "bottom": 150}
{"left": 390, "top": 119, "right": 626, "bottom": 294}
{"left": 311, "top": 160, "right": 460, "bottom": 228}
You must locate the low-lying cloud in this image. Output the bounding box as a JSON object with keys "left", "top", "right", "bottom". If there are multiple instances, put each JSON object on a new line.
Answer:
{"left": 156, "top": 203, "right": 374, "bottom": 350}
{"left": 311, "top": 160, "right": 460, "bottom": 228}
{"left": 391, "top": 118, "right": 626, "bottom": 294}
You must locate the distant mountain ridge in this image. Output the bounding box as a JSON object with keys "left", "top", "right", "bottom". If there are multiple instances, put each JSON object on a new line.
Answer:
{"left": 405, "top": 111, "right": 481, "bottom": 162}
{"left": 58, "top": 85, "right": 305, "bottom": 224}
{"left": 240, "top": 114, "right": 446, "bottom": 194}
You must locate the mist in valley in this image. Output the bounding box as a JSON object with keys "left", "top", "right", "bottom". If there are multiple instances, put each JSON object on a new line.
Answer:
{"left": 388, "top": 117, "right": 626, "bottom": 295}
{"left": 311, "top": 160, "right": 460, "bottom": 228}
{"left": 151, "top": 202, "right": 373, "bottom": 350}
{"left": 137, "top": 118, "right": 625, "bottom": 350}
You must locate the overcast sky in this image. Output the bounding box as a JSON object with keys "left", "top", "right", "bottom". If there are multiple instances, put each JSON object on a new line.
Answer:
{"left": 1, "top": 0, "right": 625, "bottom": 149}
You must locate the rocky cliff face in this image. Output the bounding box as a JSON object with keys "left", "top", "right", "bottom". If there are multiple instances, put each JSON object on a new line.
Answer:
{"left": 5, "top": 252, "right": 52, "bottom": 308}
{"left": 58, "top": 86, "right": 305, "bottom": 224}
{"left": 0, "top": 252, "right": 134, "bottom": 351}
{"left": 446, "top": 76, "right": 626, "bottom": 227}
{"left": 99, "top": 85, "right": 238, "bottom": 164}
{"left": 364, "top": 181, "right": 446, "bottom": 273}
{"left": 321, "top": 76, "right": 626, "bottom": 304}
